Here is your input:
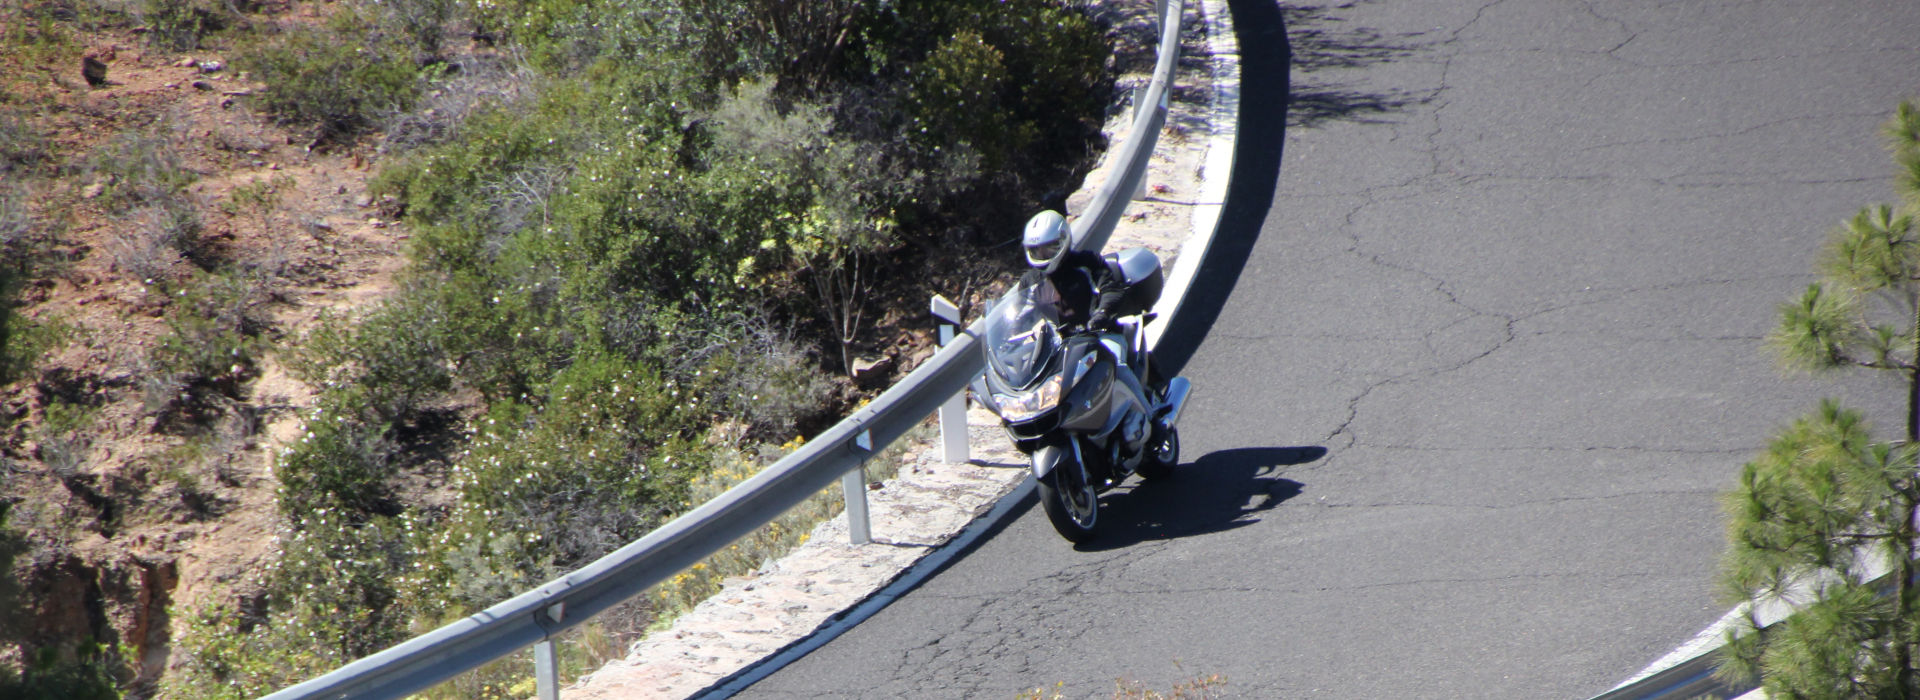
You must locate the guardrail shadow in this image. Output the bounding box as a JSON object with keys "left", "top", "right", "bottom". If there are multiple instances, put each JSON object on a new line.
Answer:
{"left": 1076, "top": 445, "right": 1326, "bottom": 551}
{"left": 1156, "top": 0, "right": 1433, "bottom": 376}
{"left": 1152, "top": 0, "right": 1289, "bottom": 376}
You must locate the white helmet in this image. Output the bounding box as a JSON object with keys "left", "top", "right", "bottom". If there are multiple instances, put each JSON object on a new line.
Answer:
{"left": 1022, "top": 210, "right": 1069, "bottom": 273}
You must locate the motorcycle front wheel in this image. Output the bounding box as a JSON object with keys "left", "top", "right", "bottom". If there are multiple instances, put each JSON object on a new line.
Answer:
{"left": 1134, "top": 422, "right": 1180, "bottom": 482}
{"left": 1037, "top": 447, "right": 1099, "bottom": 543}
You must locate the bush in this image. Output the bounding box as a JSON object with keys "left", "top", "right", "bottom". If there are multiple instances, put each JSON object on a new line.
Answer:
{"left": 285, "top": 297, "right": 452, "bottom": 425}
{"left": 0, "top": 110, "right": 51, "bottom": 175}
{"left": 0, "top": 647, "right": 121, "bottom": 700}
{"left": 84, "top": 128, "right": 195, "bottom": 215}
{"left": 0, "top": 309, "right": 63, "bottom": 391}
{"left": 136, "top": 0, "right": 226, "bottom": 52}
{"left": 236, "top": 8, "right": 422, "bottom": 139}
{"left": 165, "top": 511, "right": 415, "bottom": 698}
{"left": 369, "top": 0, "right": 460, "bottom": 61}
{"left": 435, "top": 354, "right": 709, "bottom": 574}
{"left": 909, "top": 30, "right": 1019, "bottom": 170}
{"left": 111, "top": 200, "right": 207, "bottom": 280}
{"left": 274, "top": 393, "right": 397, "bottom": 517}
{"left": 147, "top": 270, "right": 269, "bottom": 413}
{"left": 0, "top": 184, "right": 31, "bottom": 274}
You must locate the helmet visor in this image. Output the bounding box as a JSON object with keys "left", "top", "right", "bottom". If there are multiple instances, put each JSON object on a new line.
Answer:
{"left": 1025, "top": 239, "right": 1065, "bottom": 268}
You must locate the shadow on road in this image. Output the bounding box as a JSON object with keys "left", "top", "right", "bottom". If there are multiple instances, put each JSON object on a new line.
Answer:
{"left": 1152, "top": 0, "right": 1292, "bottom": 378}
{"left": 1283, "top": 0, "right": 1434, "bottom": 128}
{"left": 1076, "top": 445, "right": 1327, "bottom": 551}
{"left": 1156, "top": 0, "right": 1434, "bottom": 377}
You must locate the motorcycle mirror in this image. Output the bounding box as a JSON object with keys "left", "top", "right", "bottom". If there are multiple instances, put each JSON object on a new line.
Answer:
{"left": 930, "top": 294, "right": 961, "bottom": 326}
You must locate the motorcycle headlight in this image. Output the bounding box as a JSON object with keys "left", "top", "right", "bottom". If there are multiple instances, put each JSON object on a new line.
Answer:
{"left": 995, "top": 374, "right": 1063, "bottom": 422}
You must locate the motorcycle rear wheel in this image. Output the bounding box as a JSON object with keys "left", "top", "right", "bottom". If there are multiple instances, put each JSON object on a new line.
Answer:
{"left": 1037, "top": 449, "right": 1099, "bottom": 543}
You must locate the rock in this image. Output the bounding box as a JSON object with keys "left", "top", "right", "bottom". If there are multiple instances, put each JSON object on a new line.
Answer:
{"left": 81, "top": 56, "right": 108, "bottom": 87}
{"left": 81, "top": 182, "right": 105, "bottom": 199}
{"left": 850, "top": 354, "right": 894, "bottom": 390}
{"left": 175, "top": 56, "right": 197, "bottom": 67}
{"left": 197, "top": 59, "right": 224, "bottom": 73}
{"left": 190, "top": 80, "right": 212, "bottom": 91}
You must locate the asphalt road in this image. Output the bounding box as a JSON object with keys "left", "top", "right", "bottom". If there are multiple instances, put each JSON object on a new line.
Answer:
{"left": 733, "top": 1, "right": 1920, "bottom": 697}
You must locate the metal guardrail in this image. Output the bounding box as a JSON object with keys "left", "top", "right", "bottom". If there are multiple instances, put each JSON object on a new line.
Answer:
{"left": 1589, "top": 648, "right": 1731, "bottom": 700}
{"left": 1590, "top": 558, "right": 1920, "bottom": 698}
{"left": 261, "top": 1, "right": 1186, "bottom": 698}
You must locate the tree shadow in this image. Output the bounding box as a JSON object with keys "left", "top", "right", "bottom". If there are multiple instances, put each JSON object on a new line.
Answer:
{"left": 1076, "top": 445, "right": 1327, "bottom": 551}
{"left": 1282, "top": 0, "right": 1434, "bottom": 128}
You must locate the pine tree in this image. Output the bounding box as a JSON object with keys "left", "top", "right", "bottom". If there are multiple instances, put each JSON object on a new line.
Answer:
{"left": 1719, "top": 101, "right": 1920, "bottom": 698}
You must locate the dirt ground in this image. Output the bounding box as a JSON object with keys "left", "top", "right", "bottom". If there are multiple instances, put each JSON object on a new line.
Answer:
{"left": 2, "top": 16, "right": 408, "bottom": 685}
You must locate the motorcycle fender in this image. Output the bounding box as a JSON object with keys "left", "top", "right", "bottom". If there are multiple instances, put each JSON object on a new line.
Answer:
{"left": 1030, "top": 441, "right": 1073, "bottom": 480}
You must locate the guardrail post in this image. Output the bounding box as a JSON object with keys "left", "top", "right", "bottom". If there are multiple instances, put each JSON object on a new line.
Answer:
{"left": 1132, "top": 84, "right": 1152, "bottom": 201}
{"left": 844, "top": 430, "right": 873, "bottom": 544}
{"left": 534, "top": 640, "right": 558, "bottom": 700}
{"left": 933, "top": 297, "right": 969, "bottom": 464}
{"left": 842, "top": 466, "right": 871, "bottom": 545}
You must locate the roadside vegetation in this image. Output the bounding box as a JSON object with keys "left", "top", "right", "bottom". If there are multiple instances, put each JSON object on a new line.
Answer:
{"left": 1718, "top": 99, "right": 1920, "bottom": 696}
{"left": 0, "top": 0, "right": 1122, "bottom": 697}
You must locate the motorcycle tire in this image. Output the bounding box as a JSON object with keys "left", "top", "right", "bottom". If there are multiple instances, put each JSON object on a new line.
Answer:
{"left": 1037, "top": 449, "right": 1100, "bottom": 543}
{"left": 1134, "top": 422, "right": 1180, "bottom": 481}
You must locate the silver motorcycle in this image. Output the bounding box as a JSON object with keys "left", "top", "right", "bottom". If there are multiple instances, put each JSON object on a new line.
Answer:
{"left": 976, "top": 247, "right": 1193, "bottom": 543}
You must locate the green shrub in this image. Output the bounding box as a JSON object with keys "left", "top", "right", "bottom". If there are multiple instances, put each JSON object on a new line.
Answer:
{"left": 285, "top": 291, "right": 452, "bottom": 424}
{"left": 148, "top": 270, "right": 268, "bottom": 412}
{"left": 0, "top": 308, "right": 67, "bottom": 392}
{"left": 0, "top": 501, "right": 28, "bottom": 640}
{"left": 165, "top": 510, "right": 415, "bottom": 698}
{"left": 137, "top": 0, "right": 225, "bottom": 51}
{"left": 85, "top": 128, "right": 195, "bottom": 215}
{"left": 163, "top": 603, "right": 303, "bottom": 700}
{"left": 430, "top": 354, "right": 709, "bottom": 580}
{"left": 236, "top": 8, "right": 422, "bottom": 139}
{"left": 0, "top": 110, "right": 51, "bottom": 175}
{"left": 0, "top": 646, "right": 122, "bottom": 700}
{"left": 111, "top": 199, "right": 208, "bottom": 280}
{"left": 274, "top": 394, "right": 397, "bottom": 517}
{"left": 909, "top": 29, "right": 1020, "bottom": 170}
{"left": 370, "top": 0, "right": 459, "bottom": 60}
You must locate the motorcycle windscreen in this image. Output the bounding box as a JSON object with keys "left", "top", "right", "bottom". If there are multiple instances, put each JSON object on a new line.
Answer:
{"left": 982, "top": 280, "right": 1060, "bottom": 390}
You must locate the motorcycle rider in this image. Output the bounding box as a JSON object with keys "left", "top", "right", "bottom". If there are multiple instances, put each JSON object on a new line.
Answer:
{"left": 1019, "top": 210, "right": 1126, "bottom": 333}
{"left": 1019, "top": 209, "right": 1164, "bottom": 395}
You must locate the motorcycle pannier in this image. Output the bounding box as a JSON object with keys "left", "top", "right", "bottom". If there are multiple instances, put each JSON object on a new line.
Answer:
{"left": 1106, "top": 247, "right": 1164, "bottom": 317}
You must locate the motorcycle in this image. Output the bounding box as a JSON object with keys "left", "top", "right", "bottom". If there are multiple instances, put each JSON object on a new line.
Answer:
{"left": 975, "top": 247, "right": 1194, "bottom": 543}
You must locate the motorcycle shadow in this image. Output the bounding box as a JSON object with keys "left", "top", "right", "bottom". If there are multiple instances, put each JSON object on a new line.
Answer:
{"left": 1072, "top": 445, "right": 1325, "bottom": 551}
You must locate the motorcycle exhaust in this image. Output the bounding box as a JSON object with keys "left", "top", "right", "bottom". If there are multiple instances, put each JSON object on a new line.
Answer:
{"left": 1160, "top": 377, "right": 1193, "bottom": 427}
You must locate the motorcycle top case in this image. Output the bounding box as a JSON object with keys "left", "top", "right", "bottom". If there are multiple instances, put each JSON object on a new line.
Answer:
{"left": 1104, "top": 247, "right": 1163, "bottom": 317}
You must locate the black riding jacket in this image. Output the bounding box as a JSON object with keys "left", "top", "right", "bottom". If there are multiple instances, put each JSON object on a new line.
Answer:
{"left": 1021, "top": 249, "right": 1127, "bottom": 331}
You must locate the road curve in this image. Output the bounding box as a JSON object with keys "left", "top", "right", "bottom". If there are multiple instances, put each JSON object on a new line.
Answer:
{"left": 734, "top": 1, "right": 1920, "bottom": 697}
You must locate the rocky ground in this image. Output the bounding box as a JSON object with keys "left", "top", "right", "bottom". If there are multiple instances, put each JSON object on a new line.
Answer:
{"left": 2, "top": 17, "right": 409, "bottom": 685}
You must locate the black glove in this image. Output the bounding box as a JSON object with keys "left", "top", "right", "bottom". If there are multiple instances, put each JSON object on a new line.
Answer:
{"left": 1087, "top": 308, "right": 1111, "bottom": 330}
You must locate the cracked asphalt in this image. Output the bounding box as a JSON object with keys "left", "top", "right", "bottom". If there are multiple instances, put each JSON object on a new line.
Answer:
{"left": 733, "top": 0, "right": 1920, "bottom": 697}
